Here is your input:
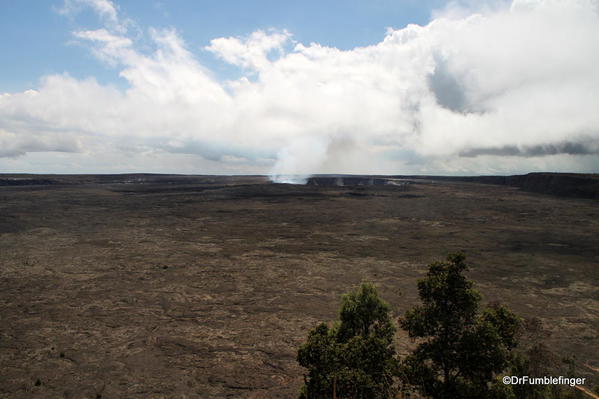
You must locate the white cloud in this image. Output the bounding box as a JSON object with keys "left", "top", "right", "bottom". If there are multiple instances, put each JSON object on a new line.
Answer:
{"left": 2, "top": 0, "right": 599, "bottom": 176}
{"left": 206, "top": 29, "right": 292, "bottom": 72}
{"left": 60, "top": 0, "right": 118, "bottom": 21}
{"left": 59, "top": 0, "right": 130, "bottom": 33}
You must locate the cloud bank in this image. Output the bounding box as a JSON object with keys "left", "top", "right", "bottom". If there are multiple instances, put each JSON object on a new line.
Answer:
{"left": 1, "top": 0, "right": 599, "bottom": 177}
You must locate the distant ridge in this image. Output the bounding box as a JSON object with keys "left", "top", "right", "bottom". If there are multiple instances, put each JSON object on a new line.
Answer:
{"left": 307, "top": 173, "right": 599, "bottom": 199}
{"left": 1, "top": 172, "right": 597, "bottom": 199}
{"left": 403, "top": 173, "right": 599, "bottom": 200}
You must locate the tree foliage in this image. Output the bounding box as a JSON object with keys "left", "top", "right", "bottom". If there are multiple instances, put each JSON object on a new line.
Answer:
{"left": 399, "top": 253, "right": 521, "bottom": 399}
{"left": 297, "top": 283, "right": 398, "bottom": 399}
{"left": 294, "top": 255, "right": 586, "bottom": 398}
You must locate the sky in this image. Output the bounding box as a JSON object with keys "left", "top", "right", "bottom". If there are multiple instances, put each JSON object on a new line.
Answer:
{"left": 1, "top": 0, "right": 598, "bottom": 179}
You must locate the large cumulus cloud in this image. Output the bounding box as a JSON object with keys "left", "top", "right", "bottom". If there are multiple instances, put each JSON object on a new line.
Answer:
{"left": 1, "top": 0, "right": 599, "bottom": 177}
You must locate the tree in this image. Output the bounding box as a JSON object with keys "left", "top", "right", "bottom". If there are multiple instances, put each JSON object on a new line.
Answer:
{"left": 400, "top": 253, "right": 520, "bottom": 399}
{"left": 297, "top": 283, "right": 398, "bottom": 399}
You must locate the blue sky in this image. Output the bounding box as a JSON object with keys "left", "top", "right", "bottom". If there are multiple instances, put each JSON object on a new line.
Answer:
{"left": 0, "top": 0, "right": 598, "bottom": 176}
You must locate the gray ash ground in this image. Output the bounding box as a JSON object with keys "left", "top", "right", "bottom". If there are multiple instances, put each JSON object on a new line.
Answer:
{"left": 1, "top": 175, "right": 598, "bottom": 398}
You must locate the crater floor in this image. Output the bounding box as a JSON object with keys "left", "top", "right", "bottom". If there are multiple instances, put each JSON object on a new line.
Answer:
{"left": 1, "top": 175, "right": 598, "bottom": 398}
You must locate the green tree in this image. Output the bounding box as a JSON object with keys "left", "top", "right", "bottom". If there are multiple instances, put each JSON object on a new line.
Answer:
{"left": 400, "top": 253, "right": 520, "bottom": 399}
{"left": 297, "top": 283, "right": 398, "bottom": 399}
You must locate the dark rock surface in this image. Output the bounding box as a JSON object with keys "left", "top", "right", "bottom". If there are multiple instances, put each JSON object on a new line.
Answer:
{"left": 1, "top": 174, "right": 597, "bottom": 398}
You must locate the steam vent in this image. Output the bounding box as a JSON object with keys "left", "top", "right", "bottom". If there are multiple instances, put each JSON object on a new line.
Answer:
{"left": 306, "top": 176, "right": 410, "bottom": 187}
